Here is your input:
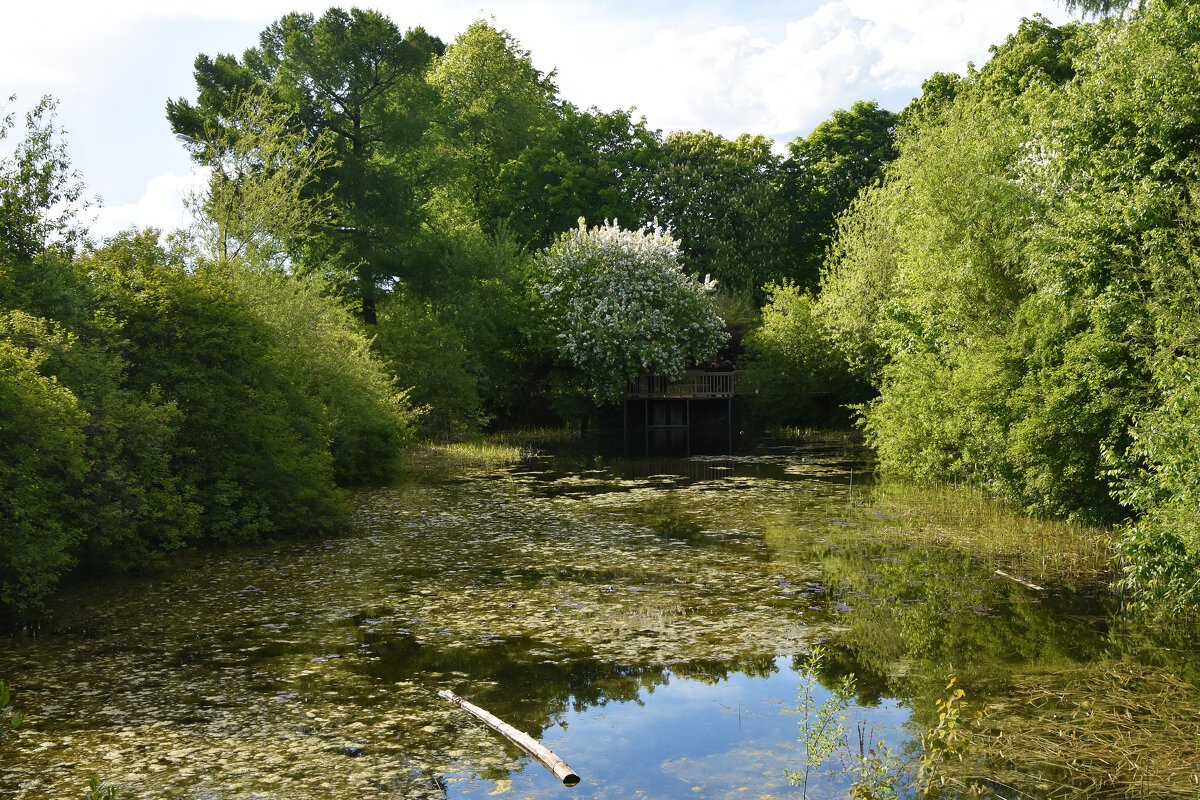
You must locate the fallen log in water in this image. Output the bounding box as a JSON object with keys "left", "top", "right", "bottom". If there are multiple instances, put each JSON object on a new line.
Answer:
{"left": 995, "top": 568, "right": 1045, "bottom": 591}
{"left": 438, "top": 689, "right": 581, "bottom": 786}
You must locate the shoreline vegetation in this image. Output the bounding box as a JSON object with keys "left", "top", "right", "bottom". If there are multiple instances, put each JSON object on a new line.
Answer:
{"left": 4, "top": 2, "right": 1200, "bottom": 794}
{"left": 6, "top": 2, "right": 1200, "bottom": 616}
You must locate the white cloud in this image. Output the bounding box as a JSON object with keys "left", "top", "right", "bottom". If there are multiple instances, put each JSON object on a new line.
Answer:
{"left": 87, "top": 167, "right": 211, "bottom": 240}
{"left": 552, "top": 0, "right": 1068, "bottom": 142}
{"left": 3, "top": 0, "right": 1073, "bottom": 220}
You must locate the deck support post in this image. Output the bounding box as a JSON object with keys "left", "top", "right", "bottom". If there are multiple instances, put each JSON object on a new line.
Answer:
{"left": 644, "top": 397, "right": 649, "bottom": 457}
{"left": 624, "top": 398, "right": 633, "bottom": 453}
{"left": 686, "top": 398, "right": 691, "bottom": 457}
{"left": 728, "top": 397, "right": 733, "bottom": 455}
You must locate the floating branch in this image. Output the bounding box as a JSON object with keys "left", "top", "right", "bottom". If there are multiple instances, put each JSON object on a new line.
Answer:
{"left": 438, "top": 689, "right": 581, "bottom": 786}
{"left": 995, "top": 569, "right": 1045, "bottom": 591}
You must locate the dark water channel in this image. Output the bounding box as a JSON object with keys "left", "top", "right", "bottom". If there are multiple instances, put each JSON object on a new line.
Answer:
{"left": 2, "top": 439, "right": 1197, "bottom": 799}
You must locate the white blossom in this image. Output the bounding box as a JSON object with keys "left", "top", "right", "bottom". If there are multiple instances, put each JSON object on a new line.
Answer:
{"left": 536, "top": 218, "right": 729, "bottom": 404}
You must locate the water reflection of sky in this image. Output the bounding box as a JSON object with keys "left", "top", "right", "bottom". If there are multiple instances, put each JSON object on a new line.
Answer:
{"left": 1, "top": 438, "right": 1194, "bottom": 799}
{"left": 443, "top": 655, "right": 910, "bottom": 800}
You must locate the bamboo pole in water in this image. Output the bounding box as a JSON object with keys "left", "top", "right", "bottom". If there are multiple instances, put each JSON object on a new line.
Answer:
{"left": 438, "top": 689, "right": 581, "bottom": 786}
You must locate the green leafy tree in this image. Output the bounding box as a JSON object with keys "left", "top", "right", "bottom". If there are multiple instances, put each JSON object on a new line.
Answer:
{"left": 180, "top": 93, "right": 337, "bottom": 270}
{"left": 427, "top": 19, "right": 558, "bottom": 231}
{"left": 785, "top": 645, "right": 856, "bottom": 799}
{"left": 373, "top": 290, "right": 486, "bottom": 440}
{"left": 976, "top": 14, "right": 1090, "bottom": 98}
{"left": 743, "top": 281, "right": 865, "bottom": 426}
{"left": 896, "top": 72, "right": 962, "bottom": 131}
{"left": 0, "top": 95, "right": 86, "bottom": 263}
{"left": 497, "top": 104, "right": 662, "bottom": 247}
{"left": 168, "top": 7, "right": 444, "bottom": 322}
{"left": 0, "top": 310, "right": 88, "bottom": 610}
{"left": 1022, "top": 0, "right": 1200, "bottom": 597}
{"left": 819, "top": 13, "right": 1128, "bottom": 521}
{"left": 84, "top": 232, "right": 414, "bottom": 543}
{"left": 534, "top": 219, "right": 728, "bottom": 405}
{"left": 783, "top": 101, "right": 898, "bottom": 289}
{"left": 817, "top": 183, "right": 900, "bottom": 384}
{"left": 646, "top": 130, "right": 786, "bottom": 296}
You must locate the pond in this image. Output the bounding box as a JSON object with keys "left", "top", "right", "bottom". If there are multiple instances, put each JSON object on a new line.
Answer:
{"left": 1, "top": 437, "right": 1197, "bottom": 799}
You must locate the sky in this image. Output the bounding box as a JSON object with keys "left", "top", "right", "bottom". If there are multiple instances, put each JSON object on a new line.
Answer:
{"left": 2, "top": 0, "right": 1078, "bottom": 239}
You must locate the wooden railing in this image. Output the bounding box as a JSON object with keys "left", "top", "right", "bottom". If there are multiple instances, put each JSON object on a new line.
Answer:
{"left": 626, "top": 370, "right": 743, "bottom": 399}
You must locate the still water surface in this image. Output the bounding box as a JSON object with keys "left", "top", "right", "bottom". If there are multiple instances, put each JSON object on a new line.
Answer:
{"left": 1, "top": 439, "right": 1196, "bottom": 798}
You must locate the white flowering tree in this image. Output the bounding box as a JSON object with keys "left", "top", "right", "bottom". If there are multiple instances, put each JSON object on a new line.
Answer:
{"left": 536, "top": 219, "right": 729, "bottom": 405}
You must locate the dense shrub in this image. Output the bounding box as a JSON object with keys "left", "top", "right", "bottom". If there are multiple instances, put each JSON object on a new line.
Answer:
{"left": 742, "top": 282, "right": 864, "bottom": 427}
{"left": 82, "top": 232, "right": 415, "bottom": 542}
{"left": 0, "top": 311, "right": 87, "bottom": 610}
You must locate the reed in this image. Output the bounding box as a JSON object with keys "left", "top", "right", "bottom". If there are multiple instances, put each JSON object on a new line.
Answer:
{"left": 965, "top": 662, "right": 1200, "bottom": 798}
{"left": 856, "top": 476, "right": 1114, "bottom": 586}
{"left": 774, "top": 427, "right": 866, "bottom": 444}
{"left": 419, "top": 439, "right": 532, "bottom": 467}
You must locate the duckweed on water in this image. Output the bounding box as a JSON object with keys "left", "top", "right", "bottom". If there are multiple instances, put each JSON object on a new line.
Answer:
{"left": 0, "top": 439, "right": 1196, "bottom": 799}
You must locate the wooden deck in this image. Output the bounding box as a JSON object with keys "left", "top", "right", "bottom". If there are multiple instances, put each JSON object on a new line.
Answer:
{"left": 626, "top": 370, "right": 743, "bottom": 399}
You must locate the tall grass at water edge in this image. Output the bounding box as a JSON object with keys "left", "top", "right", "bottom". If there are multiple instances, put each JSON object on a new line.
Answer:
{"left": 852, "top": 476, "right": 1115, "bottom": 588}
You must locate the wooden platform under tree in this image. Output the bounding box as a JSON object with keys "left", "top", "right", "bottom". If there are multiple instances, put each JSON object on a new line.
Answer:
{"left": 624, "top": 371, "right": 743, "bottom": 455}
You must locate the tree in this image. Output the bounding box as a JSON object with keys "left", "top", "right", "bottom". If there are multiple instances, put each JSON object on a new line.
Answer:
{"left": 496, "top": 104, "right": 662, "bottom": 248}
{"left": 168, "top": 8, "right": 445, "bottom": 322}
{"left": 427, "top": 19, "right": 558, "bottom": 231}
{"left": 742, "top": 282, "right": 865, "bottom": 426}
{"left": 180, "top": 93, "right": 336, "bottom": 270}
{"left": 1059, "top": 0, "right": 1133, "bottom": 17}
{"left": 783, "top": 101, "right": 898, "bottom": 290}
{"left": 534, "top": 219, "right": 728, "bottom": 405}
{"left": 0, "top": 95, "right": 86, "bottom": 264}
{"left": 83, "top": 232, "right": 416, "bottom": 542}
{"left": 646, "top": 130, "right": 786, "bottom": 296}
{"left": 0, "top": 310, "right": 87, "bottom": 611}
{"left": 817, "top": 183, "right": 900, "bottom": 384}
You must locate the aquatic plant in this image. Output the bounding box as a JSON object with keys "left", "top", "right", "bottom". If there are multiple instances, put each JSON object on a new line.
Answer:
{"left": 848, "top": 739, "right": 901, "bottom": 800}
{"left": 0, "top": 681, "right": 22, "bottom": 746}
{"left": 86, "top": 777, "right": 119, "bottom": 799}
{"left": 917, "top": 677, "right": 984, "bottom": 793}
{"left": 785, "top": 645, "right": 856, "bottom": 799}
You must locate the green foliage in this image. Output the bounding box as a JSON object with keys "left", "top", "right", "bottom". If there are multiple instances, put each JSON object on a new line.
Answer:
{"left": 848, "top": 741, "right": 901, "bottom": 800}
{"left": 785, "top": 645, "right": 856, "bottom": 799}
{"left": 397, "top": 226, "right": 546, "bottom": 426}
{"left": 428, "top": 20, "right": 557, "bottom": 231}
{"left": 0, "top": 95, "right": 86, "bottom": 263}
{"left": 861, "top": 345, "right": 1014, "bottom": 489}
{"left": 742, "top": 281, "right": 864, "bottom": 426}
{"left": 497, "top": 104, "right": 661, "bottom": 248}
{"left": 827, "top": 3, "right": 1200, "bottom": 600}
{"left": 0, "top": 310, "right": 88, "bottom": 610}
{"left": 0, "top": 681, "right": 22, "bottom": 748}
{"left": 817, "top": 185, "right": 899, "bottom": 384}
{"left": 168, "top": 8, "right": 445, "bottom": 321}
{"left": 647, "top": 130, "right": 786, "bottom": 296}
{"left": 917, "top": 677, "right": 987, "bottom": 794}
{"left": 534, "top": 219, "right": 728, "bottom": 405}
{"left": 783, "top": 101, "right": 898, "bottom": 289}
{"left": 83, "top": 231, "right": 413, "bottom": 542}
{"left": 229, "top": 260, "right": 416, "bottom": 486}
{"left": 181, "top": 93, "right": 337, "bottom": 270}
{"left": 85, "top": 777, "right": 119, "bottom": 800}
{"left": 373, "top": 290, "right": 485, "bottom": 441}
{"left": 896, "top": 72, "right": 962, "bottom": 131}
{"left": 822, "top": 12, "right": 1152, "bottom": 525}
{"left": 976, "top": 14, "right": 1091, "bottom": 97}
{"left": 1112, "top": 356, "right": 1200, "bottom": 613}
